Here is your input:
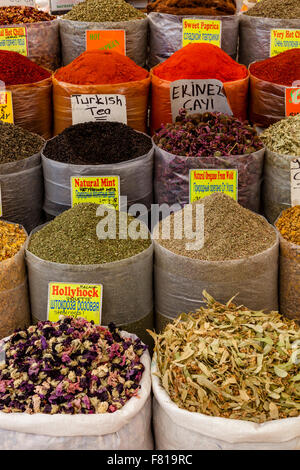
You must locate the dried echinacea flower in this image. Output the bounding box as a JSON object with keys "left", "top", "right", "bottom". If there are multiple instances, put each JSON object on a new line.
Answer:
{"left": 148, "top": 291, "right": 300, "bottom": 423}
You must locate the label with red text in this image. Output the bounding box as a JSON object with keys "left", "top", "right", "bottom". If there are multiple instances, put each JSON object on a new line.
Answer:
{"left": 0, "top": 90, "right": 13, "bottom": 123}
{"left": 182, "top": 19, "right": 221, "bottom": 47}
{"left": 189, "top": 169, "right": 238, "bottom": 202}
{"left": 0, "top": 26, "right": 28, "bottom": 56}
{"left": 270, "top": 29, "right": 300, "bottom": 57}
{"left": 47, "top": 282, "right": 102, "bottom": 324}
{"left": 71, "top": 175, "right": 120, "bottom": 209}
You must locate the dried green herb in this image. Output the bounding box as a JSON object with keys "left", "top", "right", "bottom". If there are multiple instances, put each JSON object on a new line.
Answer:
{"left": 0, "top": 123, "right": 44, "bottom": 164}
{"left": 261, "top": 115, "right": 300, "bottom": 156}
{"left": 28, "top": 204, "right": 151, "bottom": 264}
{"left": 245, "top": 0, "right": 300, "bottom": 19}
{"left": 64, "top": 0, "right": 145, "bottom": 22}
{"left": 149, "top": 291, "right": 300, "bottom": 423}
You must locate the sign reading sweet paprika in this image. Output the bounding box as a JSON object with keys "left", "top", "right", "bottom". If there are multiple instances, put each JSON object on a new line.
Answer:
{"left": 0, "top": 90, "right": 13, "bottom": 123}
{"left": 47, "top": 282, "right": 103, "bottom": 324}
{"left": 0, "top": 26, "right": 28, "bottom": 56}
{"left": 71, "top": 175, "right": 120, "bottom": 209}
{"left": 189, "top": 169, "right": 238, "bottom": 203}
{"left": 270, "top": 29, "right": 300, "bottom": 57}
{"left": 182, "top": 19, "right": 221, "bottom": 48}
{"left": 86, "top": 30, "right": 126, "bottom": 55}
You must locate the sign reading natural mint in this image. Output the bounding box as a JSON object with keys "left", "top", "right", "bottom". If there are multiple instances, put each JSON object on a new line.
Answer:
{"left": 170, "top": 79, "right": 233, "bottom": 122}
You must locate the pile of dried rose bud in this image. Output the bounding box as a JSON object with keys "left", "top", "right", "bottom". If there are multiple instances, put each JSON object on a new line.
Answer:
{"left": 0, "top": 318, "right": 147, "bottom": 414}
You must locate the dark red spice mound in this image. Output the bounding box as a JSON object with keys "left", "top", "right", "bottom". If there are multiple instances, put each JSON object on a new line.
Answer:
{"left": 0, "top": 51, "right": 51, "bottom": 85}
{"left": 250, "top": 49, "right": 300, "bottom": 86}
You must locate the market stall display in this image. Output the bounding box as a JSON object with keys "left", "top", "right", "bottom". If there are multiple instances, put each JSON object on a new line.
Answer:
{"left": 60, "top": 0, "right": 148, "bottom": 67}
{"left": 239, "top": 0, "right": 300, "bottom": 67}
{"left": 249, "top": 50, "right": 300, "bottom": 128}
{"left": 53, "top": 50, "right": 150, "bottom": 135}
{"left": 153, "top": 110, "right": 264, "bottom": 212}
{"left": 153, "top": 193, "right": 278, "bottom": 331}
{"left": 0, "top": 319, "right": 152, "bottom": 450}
{"left": 42, "top": 121, "right": 153, "bottom": 218}
{"left": 0, "top": 51, "right": 52, "bottom": 139}
{"left": 151, "top": 292, "right": 300, "bottom": 449}
{"left": 0, "top": 123, "right": 44, "bottom": 232}
{"left": 261, "top": 115, "right": 300, "bottom": 224}
{"left": 276, "top": 206, "right": 300, "bottom": 321}
{"left": 0, "top": 7, "right": 60, "bottom": 71}
{"left": 26, "top": 204, "right": 153, "bottom": 345}
{"left": 0, "top": 221, "right": 30, "bottom": 340}
{"left": 150, "top": 43, "right": 249, "bottom": 132}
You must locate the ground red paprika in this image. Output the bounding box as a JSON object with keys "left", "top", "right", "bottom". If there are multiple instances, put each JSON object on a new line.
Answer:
{"left": 0, "top": 51, "right": 51, "bottom": 85}
{"left": 250, "top": 49, "right": 300, "bottom": 86}
{"left": 153, "top": 44, "right": 248, "bottom": 82}
{"left": 55, "top": 50, "right": 149, "bottom": 85}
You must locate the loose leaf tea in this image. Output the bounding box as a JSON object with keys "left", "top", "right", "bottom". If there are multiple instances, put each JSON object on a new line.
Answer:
{"left": 44, "top": 122, "right": 152, "bottom": 165}
{"left": 0, "top": 318, "right": 146, "bottom": 414}
{"left": 149, "top": 291, "right": 300, "bottom": 423}
{"left": 147, "top": 0, "right": 236, "bottom": 15}
{"left": 64, "top": 0, "right": 145, "bottom": 22}
{"left": 0, "top": 123, "right": 44, "bottom": 164}
{"left": 261, "top": 115, "right": 300, "bottom": 156}
{"left": 28, "top": 204, "right": 151, "bottom": 265}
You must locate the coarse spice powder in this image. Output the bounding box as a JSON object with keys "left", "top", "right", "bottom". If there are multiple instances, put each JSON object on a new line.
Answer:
{"left": 28, "top": 204, "right": 151, "bottom": 265}
{"left": 0, "top": 123, "right": 44, "bottom": 164}
{"left": 156, "top": 193, "right": 276, "bottom": 261}
{"left": 276, "top": 206, "right": 300, "bottom": 245}
{"left": 64, "top": 0, "right": 145, "bottom": 22}
{"left": 245, "top": 0, "right": 300, "bottom": 19}
{"left": 0, "top": 221, "right": 27, "bottom": 261}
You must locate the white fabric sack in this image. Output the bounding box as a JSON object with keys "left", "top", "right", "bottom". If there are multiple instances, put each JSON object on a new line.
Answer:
{"left": 0, "top": 337, "right": 152, "bottom": 450}
{"left": 152, "top": 359, "right": 300, "bottom": 450}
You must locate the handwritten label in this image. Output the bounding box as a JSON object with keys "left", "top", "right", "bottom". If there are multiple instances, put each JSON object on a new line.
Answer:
{"left": 285, "top": 87, "right": 300, "bottom": 117}
{"left": 270, "top": 29, "right": 300, "bottom": 57}
{"left": 0, "top": 0, "right": 35, "bottom": 5}
{"left": 0, "top": 91, "right": 13, "bottom": 123}
{"left": 291, "top": 158, "right": 300, "bottom": 207}
{"left": 189, "top": 169, "right": 238, "bottom": 202}
{"left": 182, "top": 19, "right": 221, "bottom": 47}
{"left": 0, "top": 26, "right": 28, "bottom": 56}
{"left": 86, "top": 30, "right": 126, "bottom": 55}
{"left": 71, "top": 94, "right": 127, "bottom": 125}
{"left": 71, "top": 176, "right": 120, "bottom": 209}
{"left": 170, "top": 79, "right": 232, "bottom": 121}
{"left": 47, "top": 282, "right": 102, "bottom": 324}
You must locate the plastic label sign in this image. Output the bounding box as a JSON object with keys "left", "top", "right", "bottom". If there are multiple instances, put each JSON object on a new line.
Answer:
{"left": 86, "top": 30, "right": 126, "bottom": 55}
{"left": 71, "top": 175, "right": 120, "bottom": 210}
{"left": 47, "top": 282, "right": 103, "bottom": 324}
{"left": 182, "top": 19, "right": 221, "bottom": 48}
{"left": 0, "top": 26, "right": 28, "bottom": 56}
{"left": 0, "top": 90, "right": 13, "bottom": 123}
{"left": 291, "top": 158, "right": 300, "bottom": 207}
{"left": 189, "top": 169, "right": 238, "bottom": 203}
{"left": 285, "top": 87, "right": 300, "bottom": 117}
{"left": 270, "top": 29, "right": 300, "bottom": 57}
{"left": 170, "top": 79, "right": 233, "bottom": 121}
{"left": 50, "top": 0, "right": 84, "bottom": 13}
{"left": 71, "top": 94, "right": 127, "bottom": 125}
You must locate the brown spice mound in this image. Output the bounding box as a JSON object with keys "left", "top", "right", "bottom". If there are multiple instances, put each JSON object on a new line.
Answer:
{"left": 157, "top": 193, "right": 276, "bottom": 261}
{"left": 147, "top": 0, "right": 236, "bottom": 15}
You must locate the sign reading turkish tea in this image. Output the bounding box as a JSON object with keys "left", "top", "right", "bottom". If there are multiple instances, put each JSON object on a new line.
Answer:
{"left": 71, "top": 176, "right": 120, "bottom": 209}
{"left": 170, "top": 79, "right": 233, "bottom": 121}
{"left": 71, "top": 94, "right": 127, "bottom": 125}
{"left": 47, "top": 282, "right": 103, "bottom": 324}
{"left": 0, "top": 91, "right": 13, "bottom": 123}
{"left": 182, "top": 19, "right": 221, "bottom": 48}
{"left": 86, "top": 30, "right": 126, "bottom": 55}
{"left": 285, "top": 87, "right": 300, "bottom": 116}
{"left": 291, "top": 158, "right": 300, "bottom": 206}
{"left": 0, "top": 26, "right": 28, "bottom": 56}
{"left": 189, "top": 169, "right": 238, "bottom": 202}
{"left": 270, "top": 29, "right": 300, "bottom": 57}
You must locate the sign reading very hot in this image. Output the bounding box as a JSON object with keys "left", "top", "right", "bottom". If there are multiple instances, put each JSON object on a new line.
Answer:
{"left": 0, "top": 26, "right": 28, "bottom": 56}
{"left": 86, "top": 30, "right": 126, "bottom": 55}
{"left": 47, "top": 282, "right": 103, "bottom": 324}
{"left": 71, "top": 176, "right": 120, "bottom": 209}
{"left": 182, "top": 19, "right": 221, "bottom": 47}
{"left": 189, "top": 169, "right": 238, "bottom": 202}
{"left": 270, "top": 29, "right": 300, "bottom": 57}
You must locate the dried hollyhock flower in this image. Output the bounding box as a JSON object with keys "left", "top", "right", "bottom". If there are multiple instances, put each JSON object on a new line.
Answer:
{"left": 0, "top": 318, "right": 147, "bottom": 414}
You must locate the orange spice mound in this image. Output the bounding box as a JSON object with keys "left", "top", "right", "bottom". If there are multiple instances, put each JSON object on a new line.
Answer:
{"left": 55, "top": 50, "right": 149, "bottom": 85}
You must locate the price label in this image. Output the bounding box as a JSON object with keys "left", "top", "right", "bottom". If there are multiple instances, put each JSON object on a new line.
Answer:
{"left": 47, "top": 282, "right": 103, "bottom": 324}
{"left": 189, "top": 169, "right": 238, "bottom": 203}
{"left": 170, "top": 79, "right": 232, "bottom": 121}
{"left": 270, "top": 29, "right": 300, "bottom": 57}
{"left": 182, "top": 19, "right": 221, "bottom": 48}
{"left": 291, "top": 158, "right": 300, "bottom": 207}
{"left": 71, "top": 176, "right": 120, "bottom": 210}
{"left": 86, "top": 30, "right": 126, "bottom": 55}
{"left": 0, "top": 26, "right": 28, "bottom": 56}
{"left": 0, "top": 91, "right": 13, "bottom": 123}
{"left": 285, "top": 87, "right": 300, "bottom": 117}
{"left": 71, "top": 94, "right": 127, "bottom": 125}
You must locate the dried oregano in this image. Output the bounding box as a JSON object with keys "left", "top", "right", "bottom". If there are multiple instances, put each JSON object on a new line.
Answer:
{"left": 149, "top": 292, "right": 300, "bottom": 423}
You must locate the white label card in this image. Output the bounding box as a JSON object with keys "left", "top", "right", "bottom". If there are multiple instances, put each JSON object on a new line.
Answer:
{"left": 71, "top": 94, "right": 127, "bottom": 125}
{"left": 291, "top": 158, "right": 300, "bottom": 206}
{"left": 170, "top": 79, "right": 233, "bottom": 122}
